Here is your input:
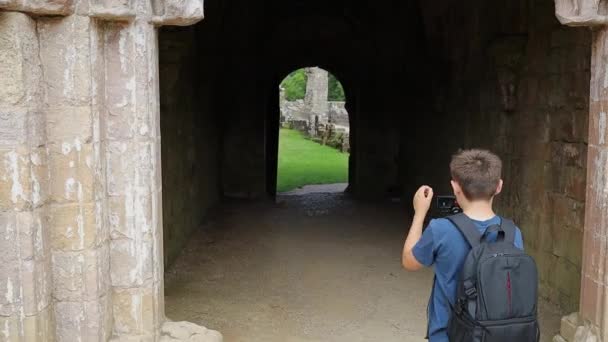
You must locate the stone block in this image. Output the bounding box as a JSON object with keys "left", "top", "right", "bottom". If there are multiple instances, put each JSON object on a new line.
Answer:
{"left": 0, "top": 0, "right": 73, "bottom": 14}
{"left": 110, "top": 238, "right": 154, "bottom": 287}
{"left": 560, "top": 312, "right": 581, "bottom": 342}
{"left": 55, "top": 295, "right": 111, "bottom": 342}
{"left": 15, "top": 210, "right": 49, "bottom": 261}
{"left": 160, "top": 321, "right": 223, "bottom": 342}
{"left": 88, "top": 0, "right": 135, "bottom": 20}
{"left": 0, "top": 306, "right": 54, "bottom": 342}
{"left": 151, "top": 0, "right": 204, "bottom": 26}
{"left": 0, "top": 315, "right": 22, "bottom": 341}
{"left": 589, "top": 102, "right": 607, "bottom": 147}
{"left": 550, "top": 110, "right": 580, "bottom": 142}
{"left": 555, "top": 260, "right": 581, "bottom": 300}
{"left": 102, "top": 23, "right": 137, "bottom": 140}
{"left": 106, "top": 141, "right": 154, "bottom": 197}
{"left": 110, "top": 335, "right": 155, "bottom": 342}
{"left": 19, "top": 258, "right": 52, "bottom": 316}
{"left": 49, "top": 202, "right": 99, "bottom": 251}
{"left": 553, "top": 335, "right": 567, "bottom": 342}
{"left": 108, "top": 192, "right": 153, "bottom": 241}
{"left": 552, "top": 194, "right": 585, "bottom": 232}
{"left": 0, "top": 148, "right": 32, "bottom": 211}
{"left": 551, "top": 142, "right": 587, "bottom": 169}
{"left": 30, "top": 147, "right": 50, "bottom": 209}
{"left": 551, "top": 225, "right": 583, "bottom": 269}
{"left": 38, "top": 15, "right": 92, "bottom": 108}
{"left": 23, "top": 0, "right": 73, "bottom": 15}
{"left": 0, "top": 109, "right": 28, "bottom": 148}
{"left": 537, "top": 251, "right": 558, "bottom": 288}
{"left": 0, "top": 213, "right": 52, "bottom": 317}
{"left": 112, "top": 288, "right": 157, "bottom": 335}
{"left": 0, "top": 12, "right": 40, "bottom": 108}
{"left": 46, "top": 106, "right": 94, "bottom": 144}
{"left": 48, "top": 142, "right": 95, "bottom": 204}
{"left": 564, "top": 168, "right": 587, "bottom": 202}
{"left": 51, "top": 246, "right": 109, "bottom": 301}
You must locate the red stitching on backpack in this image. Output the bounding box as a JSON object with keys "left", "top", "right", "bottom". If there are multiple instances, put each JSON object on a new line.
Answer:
{"left": 507, "top": 271, "right": 512, "bottom": 316}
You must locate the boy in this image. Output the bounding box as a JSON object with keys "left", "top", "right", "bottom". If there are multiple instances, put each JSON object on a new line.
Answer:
{"left": 401, "top": 149, "right": 524, "bottom": 342}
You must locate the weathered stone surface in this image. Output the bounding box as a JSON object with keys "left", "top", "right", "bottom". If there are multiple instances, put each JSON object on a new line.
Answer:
{"left": 555, "top": 0, "right": 608, "bottom": 26}
{"left": 151, "top": 0, "right": 204, "bottom": 26}
{"left": 38, "top": 16, "right": 93, "bottom": 108}
{"left": 51, "top": 247, "right": 109, "bottom": 301}
{"left": 112, "top": 288, "right": 158, "bottom": 335}
{"left": 160, "top": 321, "right": 222, "bottom": 342}
{"left": 0, "top": 306, "right": 55, "bottom": 342}
{"left": 54, "top": 295, "right": 111, "bottom": 342}
{"left": 0, "top": 0, "right": 73, "bottom": 15}
{"left": 0, "top": 13, "right": 41, "bottom": 110}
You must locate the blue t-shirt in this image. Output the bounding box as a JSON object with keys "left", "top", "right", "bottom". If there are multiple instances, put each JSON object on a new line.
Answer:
{"left": 412, "top": 215, "right": 524, "bottom": 342}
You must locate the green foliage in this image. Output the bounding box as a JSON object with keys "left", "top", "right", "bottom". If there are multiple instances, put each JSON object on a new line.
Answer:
{"left": 328, "top": 74, "right": 345, "bottom": 101}
{"left": 280, "top": 68, "right": 346, "bottom": 102}
{"left": 281, "top": 69, "right": 307, "bottom": 101}
{"left": 277, "top": 129, "right": 349, "bottom": 192}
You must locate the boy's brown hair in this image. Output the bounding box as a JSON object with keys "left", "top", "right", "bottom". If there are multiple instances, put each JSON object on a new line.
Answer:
{"left": 450, "top": 149, "right": 502, "bottom": 200}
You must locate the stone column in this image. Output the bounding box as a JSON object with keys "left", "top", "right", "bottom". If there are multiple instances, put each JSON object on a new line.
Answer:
{"left": 38, "top": 15, "right": 112, "bottom": 342}
{"left": 1, "top": 0, "right": 221, "bottom": 339}
{"left": 0, "top": 12, "right": 54, "bottom": 342}
{"left": 305, "top": 67, "right": 329, "bottom": 116}
{"left": 100, "top": 19, "right": 164, "bottom": 340}
{"left": 304, "top": 67, "right": 329, "bottom": 134}
{"left": 554, "top": 1, "right": 608, "bottom": 341}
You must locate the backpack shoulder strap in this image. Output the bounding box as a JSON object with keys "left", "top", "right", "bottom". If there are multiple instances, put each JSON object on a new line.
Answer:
{"left": 446, "top": 213, "right": 481, "bottom": 248}
{"left": 499, "top": 217, "right": 517, "bottom": 245}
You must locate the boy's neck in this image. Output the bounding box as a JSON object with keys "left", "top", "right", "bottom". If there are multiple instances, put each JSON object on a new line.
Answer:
{"left": 461, "top": 200, "right": 496, "bottom": 221}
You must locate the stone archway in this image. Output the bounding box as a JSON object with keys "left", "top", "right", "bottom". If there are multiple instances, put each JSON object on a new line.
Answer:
{"left": 1, "top": 0, "right": 608, "bottom": 340}
{"left": 0, "top": 0, "right": 220, "bottom": 340}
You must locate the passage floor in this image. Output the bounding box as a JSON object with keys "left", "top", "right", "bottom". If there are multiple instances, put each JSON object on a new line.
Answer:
{"left": 165, "top": 192, "right": 561, "bottom": 342}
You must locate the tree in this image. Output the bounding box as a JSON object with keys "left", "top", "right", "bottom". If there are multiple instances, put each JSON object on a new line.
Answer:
{"left": 328, "top": 73, "right": 345, "bottom": 101}
{"left": 280, "top": 68, "right": 346, "bottom": 102}
{"left": 281, "top": 69, "right": 307, "bottom": 101}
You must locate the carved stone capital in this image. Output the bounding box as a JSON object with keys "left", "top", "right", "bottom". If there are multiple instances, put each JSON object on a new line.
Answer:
{"left": 0, "top": 0, "right": 73, "bottom": 16}
{"left": 150, "top": 0, "right": 203, "bottom": 26}
{"left": 555, "top": 0, "right": 608, "bottom": 27}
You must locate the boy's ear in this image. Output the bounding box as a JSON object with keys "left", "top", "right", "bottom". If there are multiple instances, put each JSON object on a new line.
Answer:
{"left": 450, "top": 180, "right": 461, "bottom": 195}
{"left": 495, "top": 179, "right": 504, "bottom": 196}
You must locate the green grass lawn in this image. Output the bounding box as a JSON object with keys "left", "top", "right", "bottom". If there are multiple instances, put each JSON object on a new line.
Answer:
{"left": 277, "top": 129, "right": 349, "bottom": 192}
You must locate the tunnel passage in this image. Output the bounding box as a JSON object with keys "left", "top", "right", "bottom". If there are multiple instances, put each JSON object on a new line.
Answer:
{"left": 158, "top": 0, "right": 590, "bottom": 320}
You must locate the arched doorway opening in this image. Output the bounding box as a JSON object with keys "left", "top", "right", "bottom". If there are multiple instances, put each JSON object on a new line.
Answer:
{"left": 276, "top": 67, "right": 351, "bottom": 194}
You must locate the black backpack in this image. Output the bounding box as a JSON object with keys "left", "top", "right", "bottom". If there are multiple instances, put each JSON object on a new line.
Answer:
{"left": 446, "top": 213, "right": 540, "bottom": 342}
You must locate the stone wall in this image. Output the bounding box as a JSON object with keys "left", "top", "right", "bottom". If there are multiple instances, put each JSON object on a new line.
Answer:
{"left": 281, "top": 100, "right": 348, "bottom": 130}
{"left": 410, "top": 0, "right": 589, "bottom": 312}
{"left": 159, "top": 27, "right": 221, "bottom": 267}
{"left": 328, "top": 102, "right": 349, "bottom": 129}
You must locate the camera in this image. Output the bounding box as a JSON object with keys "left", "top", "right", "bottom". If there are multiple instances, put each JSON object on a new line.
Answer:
{"left": 436, "top": 195, "right": 462, "bottom": 217}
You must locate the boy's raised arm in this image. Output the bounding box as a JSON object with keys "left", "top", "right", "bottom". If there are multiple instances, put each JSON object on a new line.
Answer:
{"left": 402, "top": 185, "right": 433, "bottom": 271}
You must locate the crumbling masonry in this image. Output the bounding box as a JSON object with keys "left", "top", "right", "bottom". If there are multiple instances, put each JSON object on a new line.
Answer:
{"left": 2, "top": 0, "right": 608, "bottom": 341}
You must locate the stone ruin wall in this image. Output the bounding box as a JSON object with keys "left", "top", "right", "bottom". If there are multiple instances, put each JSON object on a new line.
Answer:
{"left": 409, "top": 0, "right": 590, "bottom": 313}
{"left": 280, "top": 67, "right": 350, "bottom": 152}
{"left": 159, "top": 26, "right": 222, "bottom": 268}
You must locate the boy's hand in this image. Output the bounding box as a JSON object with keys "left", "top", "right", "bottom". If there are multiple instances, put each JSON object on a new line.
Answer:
{"left": 413, "top": 185, "right": 433, "bottom": 215}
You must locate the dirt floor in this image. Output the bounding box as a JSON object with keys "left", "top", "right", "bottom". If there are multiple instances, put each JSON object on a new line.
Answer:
{"left": 164, "top": 191, "right": 562, "bottom": 342}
